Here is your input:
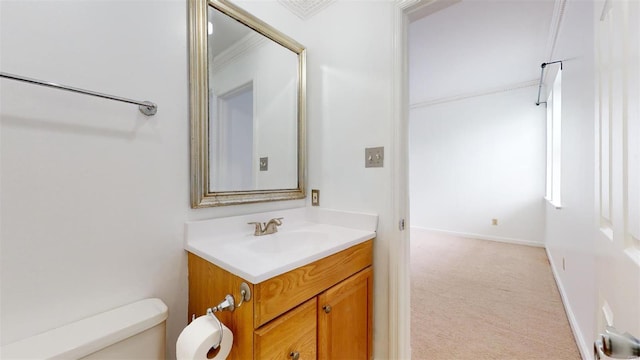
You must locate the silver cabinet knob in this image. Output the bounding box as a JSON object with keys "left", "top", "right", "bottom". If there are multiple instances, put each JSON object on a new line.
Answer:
{"left": 290, "top": 351, "right": 300, "bottom": 360}
{"left": 323, "top": 305, "right": 332, "bottom": 314}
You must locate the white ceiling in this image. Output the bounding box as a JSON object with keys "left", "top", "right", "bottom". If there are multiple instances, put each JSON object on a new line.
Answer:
{"left": 409, "top": 0, "right": 556, "bottom": 104}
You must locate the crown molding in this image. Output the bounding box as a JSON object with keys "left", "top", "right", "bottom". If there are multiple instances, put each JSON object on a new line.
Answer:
{"left": 211, "top": 32, "right": 268, "bottom": 72}
{"left": 410, "top": 79, "right": 539, "bottom": 109}
{"left": 397, "top": 0, "right": 423, "bottom": 11}
{"left": 277, "top": 0, "right": 335, "bottom": 20}
{"left": 403, "top": 0, "right": 461, "bottom": 22}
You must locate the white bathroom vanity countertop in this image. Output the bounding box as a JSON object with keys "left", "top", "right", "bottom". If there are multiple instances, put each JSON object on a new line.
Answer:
{"left": 185, "top": 208, "right": 378, "bottom": 283}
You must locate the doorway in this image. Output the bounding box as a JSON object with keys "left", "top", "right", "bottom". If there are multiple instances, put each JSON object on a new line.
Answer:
{"left": 213, "top": 82, "right": 255, "bottom": 191}
{"left": 405, "top": 0, "right": 578, "bottom": 358}
{"left": 397, "top": 0, "right": 640, "bottom": 359}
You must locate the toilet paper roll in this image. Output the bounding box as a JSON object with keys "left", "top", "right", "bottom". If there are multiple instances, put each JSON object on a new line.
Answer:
{"left": 176, "top": 315, "right": 233, "bottom": 360}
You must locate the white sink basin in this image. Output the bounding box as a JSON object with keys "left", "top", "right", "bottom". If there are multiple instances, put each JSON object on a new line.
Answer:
{"left": 185, "top": 208, "right": 378, "bottom": 283}
{"left": 248, "top": 231, "right": 329, "bottom": 253}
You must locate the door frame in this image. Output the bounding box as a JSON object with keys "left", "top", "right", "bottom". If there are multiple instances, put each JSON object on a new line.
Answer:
{"left": 389, "top": 1, "right": 436, "bottom": 358}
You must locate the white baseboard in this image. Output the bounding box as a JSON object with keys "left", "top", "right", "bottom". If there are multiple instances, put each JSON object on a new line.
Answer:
{"left": 545, "top": 248, "right": 591, "bottom": 360}
{"left": 411, "top": 226, "right": 545, "bottom": 248}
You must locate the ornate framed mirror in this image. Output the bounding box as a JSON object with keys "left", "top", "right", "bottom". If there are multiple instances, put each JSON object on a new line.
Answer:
{"left": 189, "top": 0, "right": 306, "bottom": 207}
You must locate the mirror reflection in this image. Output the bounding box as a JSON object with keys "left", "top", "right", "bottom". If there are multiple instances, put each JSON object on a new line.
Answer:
{"left": 208, "top": 6, "right": 299, "bottom": 192}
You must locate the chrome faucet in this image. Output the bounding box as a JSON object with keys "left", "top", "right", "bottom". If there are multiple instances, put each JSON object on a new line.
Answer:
{"left": 248, "top": 217, "right": 283, "bottom": 236}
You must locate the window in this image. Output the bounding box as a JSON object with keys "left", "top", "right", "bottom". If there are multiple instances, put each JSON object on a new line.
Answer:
{"left": 545, "top": 69, "right": 562, "bottom": 207}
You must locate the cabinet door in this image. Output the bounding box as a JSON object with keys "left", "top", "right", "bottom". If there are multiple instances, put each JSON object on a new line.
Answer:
{"left": 318, "top": 267, "right": 373, "bottom": 360}
{"left": 254, "top": 298, "right": 317, "bottom": 360}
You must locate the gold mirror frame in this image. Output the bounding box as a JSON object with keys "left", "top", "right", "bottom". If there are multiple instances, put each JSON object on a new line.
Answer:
{"left": 189, "top": 0, "right": 306, "bottom": 208}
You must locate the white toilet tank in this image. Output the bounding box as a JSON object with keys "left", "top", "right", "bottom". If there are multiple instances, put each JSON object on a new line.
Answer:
{"left": 1, "top": 298, "right": 168, "bottom": 359}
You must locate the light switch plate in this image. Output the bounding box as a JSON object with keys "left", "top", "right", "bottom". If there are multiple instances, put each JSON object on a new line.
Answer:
{"left": 311, "top": 189, "right": 320, "bottom": 206}
{"left": 260, "top": 157, "right": 268, "bottom": 171}
{"left": 365, "top": 147, "right": 384, "bottom": 168}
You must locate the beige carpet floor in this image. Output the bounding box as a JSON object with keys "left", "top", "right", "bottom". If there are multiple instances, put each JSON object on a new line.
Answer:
{"left": 410, "top": 230, "right": 581, "bottom": 360}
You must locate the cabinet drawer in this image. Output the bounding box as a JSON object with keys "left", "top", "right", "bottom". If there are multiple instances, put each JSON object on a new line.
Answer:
{"left": 254, "top": 298, "right": 317, "bottom": 360}
{"left": 254, "top": 240, "right": 373, "bottom": 326}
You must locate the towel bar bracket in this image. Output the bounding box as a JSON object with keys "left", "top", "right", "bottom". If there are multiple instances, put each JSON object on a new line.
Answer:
{"left": 139, "top": 101, "right": 157, "bottom": 116}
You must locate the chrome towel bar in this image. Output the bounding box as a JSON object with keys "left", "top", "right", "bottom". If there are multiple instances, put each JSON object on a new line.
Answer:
{"left": 0, "top": 71, "right": 157, "bottom": 116}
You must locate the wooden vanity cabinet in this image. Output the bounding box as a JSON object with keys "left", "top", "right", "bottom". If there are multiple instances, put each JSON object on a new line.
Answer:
{"left": 187, "top": 239, "right": 373, "bottom": 360}
{"left": 318, "top": 267, "right": 373, "bottom": 360}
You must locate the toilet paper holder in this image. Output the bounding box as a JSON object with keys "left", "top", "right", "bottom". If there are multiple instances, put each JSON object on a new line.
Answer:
{"left": 206, "top": 282, "right": 251, "bottom": 314}
{"left": 202, "top": 283, "right": 251, "bottom": 350}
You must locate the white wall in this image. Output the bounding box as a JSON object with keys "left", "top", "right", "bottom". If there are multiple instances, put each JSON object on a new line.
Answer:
{"left": 543, "top": 0, "right": 597, "bottom": 356}
{"left": 0, "top": 1, "right": 192, "bottom": 355}
{"left": 409, "top": 87, "right": 547, "bottom": 245}
{"left": 408, "top": 1, "right": 553, "bottom": 102}
{"left": 1, "top": 0, "right": 399, "bottom": 358}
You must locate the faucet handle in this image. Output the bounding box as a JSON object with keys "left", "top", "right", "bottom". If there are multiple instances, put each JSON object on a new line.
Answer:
{"left": 272, "top": 217, "right": 284, "bottom": 225}
{"left": 248, "top": 222, "right": 264, "bottom": 235}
